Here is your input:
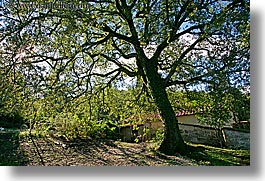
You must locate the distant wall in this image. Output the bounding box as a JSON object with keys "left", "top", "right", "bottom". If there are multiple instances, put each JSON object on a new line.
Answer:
{"left": 119, "top": 121, "right": 250, "bottom": 150}
{"left": 223, "top": 128, "right": 250, "bottom": 150}
{"left": 178, "top": 123, "right": 222, "bottom": 147}
{"left": 179, "top": 123, "right": 250, "bottom": 150}
{"left": 176, "top": 114, "right": 236, "bottom": 128}
{"left": 119, "top": 123, "right": 153, "bottom": 142}
{"left": 177, "top": 115, "right": 200, "bottom": 125}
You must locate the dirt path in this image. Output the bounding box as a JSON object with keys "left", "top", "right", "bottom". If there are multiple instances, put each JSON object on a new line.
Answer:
{"left": 18, "top": 136, "right": 197, "bottom": 166}
{"left": 1, "top": 132, "right": 249, "bottom": 166}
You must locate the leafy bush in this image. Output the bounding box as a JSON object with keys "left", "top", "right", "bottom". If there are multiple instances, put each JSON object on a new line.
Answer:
{"left": 30, "top": 107, "right": 120, "bottom": 141}
{"left": 147, "top": 128, "right": 164, "bottom": 147}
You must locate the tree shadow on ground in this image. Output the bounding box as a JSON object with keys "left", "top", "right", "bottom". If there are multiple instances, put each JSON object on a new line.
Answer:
{"left": 19, "top": 136, "right": 195, "bottom": 166}
{"left": 0, "top": 132, "right": 29, "bottom": 166}
{"left": 51, "top": 137, "right": 190, "bottom": 166}
{"left": 10, "top": 135, "right": 250, "bottom": 166}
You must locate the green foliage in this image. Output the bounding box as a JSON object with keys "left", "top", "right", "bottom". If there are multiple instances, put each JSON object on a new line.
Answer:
{"left": 167, "top": 88, "right": 250, "bottom": 129}
{"left": 24, "top": 98, "right": 115, "bottom": 140}
{"left": 19, "top": 86, "right": 157, "bottom": 141}
{"left": 153, "top": 129, "right": 164, "bottom": 143}
{"left": 148, "top": 128, "right": 164, "bottom": 149}
{"left": 0, "top": 62, "right": 27, "bottom": 129}
{"left": 186, "top": 87, "right": 250, "bottom": 128}
{"left": 167, "top": 89, "right": 194, "bottom": 112}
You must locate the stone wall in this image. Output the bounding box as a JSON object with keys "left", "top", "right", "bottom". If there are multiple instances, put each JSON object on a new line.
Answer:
{"left": 119, "top": 125, "right": 134, "bottom": 142}
{"left": 178, "top": 123, "right": 222, "bottom": 147}
{"left": 223, "top": 128, "right": 250, "bottom": 150}
{"left": 178, "top": 123, "right": 250, "bottom": 149}
{"left": 119, "top": 123, "right": 152, "bottom": 142}
{"left": 118, "top": 122, "right": 250, "bottom": 150}
{"left": 177, "top": 115, "right": 201, "bottom": 125}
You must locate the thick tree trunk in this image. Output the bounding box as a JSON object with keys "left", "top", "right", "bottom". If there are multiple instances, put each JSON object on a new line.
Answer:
{"left": 144, "top": 63, "right": 187, "bottom": 155}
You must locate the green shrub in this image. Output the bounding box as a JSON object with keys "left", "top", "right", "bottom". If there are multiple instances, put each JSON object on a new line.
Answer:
{"left": 30, "top": 111, "right": 120, "bottom": 141}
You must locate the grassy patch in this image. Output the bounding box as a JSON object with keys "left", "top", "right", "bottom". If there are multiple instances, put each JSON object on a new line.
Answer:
{"left": 187, "top": 143, "right": 250, "bottom": 166}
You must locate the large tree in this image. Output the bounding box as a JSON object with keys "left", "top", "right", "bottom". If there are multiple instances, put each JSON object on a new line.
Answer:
{"left": 0, "top": 0, "right": 250, "bottom": 155}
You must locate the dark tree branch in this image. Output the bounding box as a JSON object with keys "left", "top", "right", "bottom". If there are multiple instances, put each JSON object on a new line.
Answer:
{"left": 100, "top": 54, "right": 138, "bottom": 77}
{"left": 102, "top": 25, "right": 134, "bottom": 44}
{"left": 165, "top": 37, "right": 204, "bottom": 84}
{"left": 111, "top": 39, "right": 137, "bottom": 59}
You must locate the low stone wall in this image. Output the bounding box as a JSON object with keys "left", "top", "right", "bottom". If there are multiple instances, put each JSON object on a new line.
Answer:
{"left": 118, "top": 122, "right": 250, "bottom": 150}
{"left": 178, "top": 123, "right": 250, "bottom": 149}
{"left": 119, "top": 123, "right": 152, "bottom": 142}
{"left": 178, "top": 123, "right": 222, "bottom": 147}
{"left": 223, "top": 128, "right": 250, "bottom": 150}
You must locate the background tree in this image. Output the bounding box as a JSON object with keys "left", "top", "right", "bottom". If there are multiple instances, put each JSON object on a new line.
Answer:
{"left": 0, "top": 0, "right": 250, "bottom": 155}
{"left": 0, "top": 48, "right": 28, "bottom": 128}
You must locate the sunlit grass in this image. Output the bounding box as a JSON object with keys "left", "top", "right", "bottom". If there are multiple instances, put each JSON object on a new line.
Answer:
{"left": 187, "top": 143, "right": 250, "bottom": 166}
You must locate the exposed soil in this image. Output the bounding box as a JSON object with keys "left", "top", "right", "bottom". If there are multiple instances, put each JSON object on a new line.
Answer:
{"left": 0, "top": 132, "right": 250, "bottom": 166}
{"left": 1, "top": 132, "right": 196, "bottom": 166}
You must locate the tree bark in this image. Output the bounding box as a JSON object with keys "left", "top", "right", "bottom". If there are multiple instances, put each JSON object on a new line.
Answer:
{"left": 144, "top": 61, "right": 187, "bottom": 155}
